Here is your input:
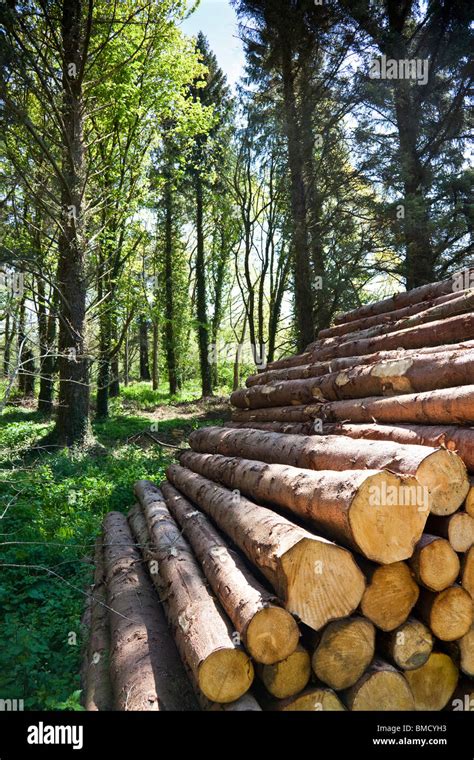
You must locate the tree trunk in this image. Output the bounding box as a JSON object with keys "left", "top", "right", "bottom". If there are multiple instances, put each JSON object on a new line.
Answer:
{"left": 123, "top": 322, "right": 129, "bottom": 387}
{"left": 343, "top": 659, "right": 415, "bottom": 711}
{"left": 138, "top": 316, "right": 151, "bottom": 381}
{"left": 359, "top": 561, "right": 419, "bottom": 631}
{"left": 189, "top": 426, "right": 469, "bottom": 516}
{"left": 404, "top": 652, "right": 459, "bottom": 710}
{"left": 53, "top": 0, "right": 90, "bottom": 446}
{"left": 310, "top": 616, "right": 375, "bottom": 691}
{"left": 195, "top": 173, "right": 212, "bottom": 397}
{"left": 165, "top": 463, "right": 365, "bottom": 631}
{"left": 417, "top": 585, "right": 473, "bottom": 641}
{"left": 103, "top": 511, "right": 196, "bottom": 710}
{"left": 377, "top": 617, "right": 433, "bottom": 672}
{"left": 163, "top": 179, "right": 179, "bottom": 395}
{"left": 152, "top": 318, "right": 159, "bottom": 391}
{"left": 178, "top": 450, "right": 428, "bottom": 564}
{"left": 160, "top": 481, "right": 299, "bottom": 664}
{"left": 37, "top": 277, "right": 57, "bottom": 415}
{"left": 409, "top": 534, "right": 460, "bottom": 592}
{"left": 3, "top": 311, "right": 11, "bottom": 377}
{"left": 134, "top": 480, "right": 254, "bottom": 703}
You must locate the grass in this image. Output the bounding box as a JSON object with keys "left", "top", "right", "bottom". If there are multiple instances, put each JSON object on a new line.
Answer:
{"left": 0, "top": 382, "right": 227, "bottom": 710}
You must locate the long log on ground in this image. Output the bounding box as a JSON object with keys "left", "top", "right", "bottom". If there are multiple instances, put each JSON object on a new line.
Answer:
{"left": 232, "top": 404, "right": 320, "bottom": 424}
{"left": 359, "top": 561, "right": 420, "bottom": 631}
{"left": 226, "top": 421, "right": 315, "bottom": 435}
{"left": 256, "top": 644, "right": 311, "bottom": 699}
{"left": 189, "top": 427, "right": 468, "bottom": 516}
{"left": 160, "top": 481, "right": 300, "bottom": 664}
{"left": 179, "top": 451, "right": 429, "bottom": 564}
{"left": 427, "top": 512, "right": 474, "bottom": 553}
{"left": 134, "top": 481, "right": 254, "bottom": 704}
{"left": 84, "top": 537, "right": 113, "bottom": 711}
{"left": 320, "top": 422, "right": 474, "bottom": 472}
{"left": 462, "top": 547, "right": 474, "bottom": 599}
{"left": 103, "top": 511, "right": 197, "bottom": 711}
{"left": 165, "top": 464, "right": 365, "bottom": 631}
{"left": 320, "top": 385, "right": 474, "bottom": 426}
{"left": 332, "top": 269, "right": 474, "bottom": 326}
{"left": 416, "top": 586, "right": 473, "bottom": 641}
{"left": 264, "top": 351, "right": 312, "bottom": 371}
{"left": 378, "top": 617, "right": 433, "bottom": 671}
{"left": 444, "top": 625, "right": 474, "bottom": 677}
{"left": 310, "top": 616, "right": 375, "bottom": 690}
{"left": 309, "top": 290, "right": 474, "bottom": 352}
{"left": 270, "top": 687, "right": 345, "bottom": 711}
{"left": 128, "top": 504, "right": 257, "bottom": 712}
{"left": 311, "top": 313, "right": 474, "bottom": 362}
{"left": 247, "top": 340, "right": 474, "bottom": 387}
{"left": 319, "top": 289, "right": 466, "bottom": 339}
{"left": 342, "top": 659, "right": 415, "bottom": 711}
{"left": 235, "top": 351, "right": 474, "bottom": 408}
{"left": 409, "top": 534, "right": 460, "bottom": 591}
{"left": 404, "top": 652, "right": 459, "bottom": 710}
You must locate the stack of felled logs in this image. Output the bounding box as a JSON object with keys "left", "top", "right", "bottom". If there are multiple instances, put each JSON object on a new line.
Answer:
{"left": 83, "top": 271, "right": 474, "bottom": 710}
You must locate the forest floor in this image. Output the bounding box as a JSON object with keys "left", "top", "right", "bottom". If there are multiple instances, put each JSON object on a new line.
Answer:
{"left": 0, "top": 383, "right": 232, "bottom": 710}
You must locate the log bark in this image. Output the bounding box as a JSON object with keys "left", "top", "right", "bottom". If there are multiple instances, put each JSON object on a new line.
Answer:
{"left": 165, "top": 464, "right": 365, "bottom": 631}
{"left": 133, "top": 480, "right": 254, "bottom": 704}
{"left": 103, "top": 511, "right": 197, "bottom": 711}
{"left": 189, "top": 427, "right": 468, "bottom": 517}
{"left": 257, "top": 644, "right": 311, "bottom": 699}
{"left": 84, "top": 537, "right": 113, "bottom": 711}
{"left": 320, "top": 422, "right": 474, "bottom": 473}
{"left": 178, "top": 450, "right": 429, "bottom": 565}
{"left": 235, "top": 350, "right": 474, "bottom": 408}
{"left": 404, "top": 652, "right": 459, "bottom": 710}
{"left": 427, "top": 513, "right": 474, "bottom": 553}
{"left": 378, "top": 617, "right": 433, "bottom": 671}
{"left": 160, "top": 481, "right": 300, "bottom": 664}
{"left": 311, "top": 313, "right": 474, "bottom": 362}
{"left": 320, "top": 386, "right": 474, "bottom": 426}
{"left": 409, "top": 534, "right": 460, "bottom": 591}
{"left": 232, "top": 404, "right": 320, "bottom": 424}
{"left": 359, "top": 561, "right": 419, "bottom": 631}
{"left": 333, "top": 270, "right": 473, "bottom": 326}
{"left": 310, "top": 616, "right": 375, "bottom": 690}
{"left": 342, "top": 659, "right": 415, "bottom": 711}
{"left": 416, "top": 586, "right": 473, "bottom": 641}
{"left": 461, "top": 547, "right": 474, "bottom": 599}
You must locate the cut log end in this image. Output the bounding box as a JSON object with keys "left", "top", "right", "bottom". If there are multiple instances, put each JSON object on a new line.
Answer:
{"left": 421, "top": 586, "right": 474, "bottom": 641}
{"left": 380, "top": 617, "right": 433, "bottom": 671}
{"left": 197, "top": 648, "right": 254, "bottom": 704}
{"left": 280, "top": 537, "right": 366, "bottom": 631}
{"left": 405, "top": 652, "right": 459, "bottom": 710}
{"left": 350, "top": 471, "right": 428, "bottom": 564}
{"left": 246, "top": 606, "right": 300, "bottom": 665}
{"left": 258, "top": 644, "right": 311, "bottom": 699}
{"left": 361, "top": 562, "right": 419, "bottom": 631}
{"left": 414, "top": 536, "right": 460, "bottom": 592}
{"left": 416, "top": 449, "right": 469, "bottom": 516}
{"left": 311, "top": 617, "right": 375, "bottom": 690}
{"left": 280, "top": 688, "right": 345, "bottom": 711}
{"left": 346, "top": 668, "right": 415, "bottom": 711}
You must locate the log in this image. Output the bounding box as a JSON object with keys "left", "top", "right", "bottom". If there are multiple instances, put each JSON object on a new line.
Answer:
{"left": 232, "top": 404, "right": 320, "bottom": 424}
{"left": 128, "top": 504, "right": 257, "bottom": 712}
{"left": 343, "top": 659, "right": 415, "bottom": 711}
{"left": 311, "top": 313, "right": 474, "bottom": 362}
{"left": 84, "top": 537, "right": 113, "bottom": 711}
{"left": 320, "top": 385, "right": 474, "bottom": 426}
{"left": 188, "top": 426, "right": 468, "bottom": 516}
{"left": 257, "top": 644, "right": 311, "bottom": 699}
{"left": 409, "top": 534, "right": 460, "bottom": 591}
{"left": 103, "top": 511, "right": 197, "bottom": 711}
{"left": 133, "top": 481, "right": 254, "bottom": 704}
{"left": 461, "top": 547, "right": 474, "bottom": 599}
{"left": 226, "top": 421, "right": 315, "bottom": 435}
{"left": 178, "top": 450, "right": 429, "bottom": 564}
{"left": 417, "top": 586, "right": 473, "bottom": 641}
{"left": 309, "top": 290, "right": 474, "bottom": 351}
{"left": 274, "top": 687, "right": 345, "bottom": 711}
{"left": 264, "top": 351, "right": 312, "bottom": 371}
{"left": 320, "top": 422, "right": 474, "bottom": 472}
{"left": 378, "top": 617, "right": 433, "bottom": 671}
{"left": 247, "top": 339, "right": 474, "bottom": 387}
{"left": 466, "top": 479, "right": 474, "bottom": 517}
{"left": 404, "top": 652, "right": 459, "bottom": 710}
{"left": 427, "top": 512, "right": 474, "bottom": 553}
{"left": 160, "top": 480, "right": 300, "bottom": 664}
{"left": 319, "top": 289, "right": 465, "bottom": 339}
{"left": 444, "top": 624, "right": 474, "bottom": 677}
{"left": 310, "top": 616, "right": 375, "bottom": 690}
{"left": 165, "top": 464, "right": 366, "bottom": 631}
{"left": 333, "top": 269, "right": 474, "bottom": 326}
{"left": 359, "top": 561, "right": 420, "bottom": 631}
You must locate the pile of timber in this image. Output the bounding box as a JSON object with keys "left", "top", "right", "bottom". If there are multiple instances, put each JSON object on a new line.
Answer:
{"left": 82, "top": 272, "right": 474, "bottom": 710}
